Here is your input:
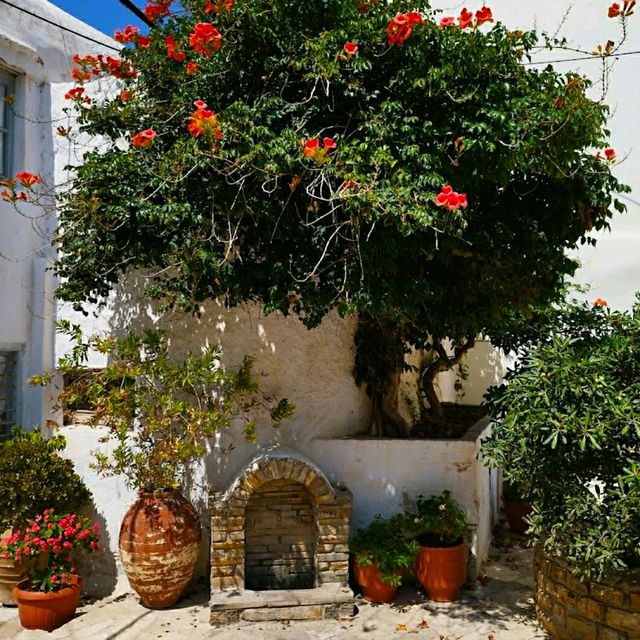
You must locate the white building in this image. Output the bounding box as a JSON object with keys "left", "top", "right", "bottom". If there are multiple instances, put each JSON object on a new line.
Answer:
{"left": 0, "top": 0, "right": 116, "bottom": 436}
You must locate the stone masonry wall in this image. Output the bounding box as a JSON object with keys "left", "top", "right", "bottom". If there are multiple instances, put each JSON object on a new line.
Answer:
{"left": 535, "top": 548, "right": 640, "bottom": 640}
{"left": 245, "top": 479, "right": 315, "bottom": 590}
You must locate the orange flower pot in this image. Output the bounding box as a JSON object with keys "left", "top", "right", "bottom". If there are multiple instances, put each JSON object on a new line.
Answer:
{"left": 354, "top": 561, "right": 400, "bottom": 603}
{"left": 13, "top": 579, "right": 82, "bottom": 631}
{"left": 504, "top": 500, "right": 532, "bottom": 535}
{"left": 416, "top": 541, "right": 467, "bottom": 602}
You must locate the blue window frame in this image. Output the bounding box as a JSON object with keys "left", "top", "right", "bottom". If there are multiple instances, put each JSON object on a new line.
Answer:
{"left": 0, "top": 68, "right": 15, "bottom": 179}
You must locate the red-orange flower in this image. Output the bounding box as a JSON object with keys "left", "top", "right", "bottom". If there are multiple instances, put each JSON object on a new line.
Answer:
{"left": 187, "top": 100, "right": 223, "bottom": 140}
{"left": 302, "top": 137, "right": 336, "bottom": 162}
{"left": 604, "top": 147, "right": 616, "bottom": 160}
{"left": 132, "top": 129, "right": 157, "bottom": 148}
{"left": 15, "top": 172, "right": 41, "bottom": 188}
{"left": 165, "top": 35, "right": 186, "bottom": 62}
{"left": 439, "top": 16, "right": 456, "bottom": 28}
{"left": 458, "top": 8, "right": 474, "bottom": 29}
{"left": 186, "top": 61, "right": 199, "bottom": 74}
{"left": 189, "top": 22, "right": 222, "bottom": 57}
{"left": 105, "top": 57, "right": 137, "bottom": 79}
{"left": 71, "top": 68, "right": 90, "bottom": 83}
{"left": 593, "top": 298, "right": 609, "bottom": 308}
{"left": 344, "top": 42, "right": 358, "bottom": 57}
{"left": 119, "top": 90, "right": 131, "bottom": 102}
{"left": 435, "top": 185, "right": 468, "bottom": 211}
{"left": 114, "top": 25, "right": 140, "bottom": 43}
{"left": 65, "top": 86, "right": 87, "bottom": 101}
{"left": 204, "top": 0, "right": 233, "bottom": 13}
{"left": 475, "top": 7, "right": 494, "bottom": 26}
{"left": 609, "top": 1, "right": 636, "bottom": 17}
{"left": 144, "top": 0, "right": 172, "bottom": 21}
{"left": 303, "top": 138, "right": 319, "bottom": 158}
{"left": 387, "top": 12, "right": 423, "bottom": 46}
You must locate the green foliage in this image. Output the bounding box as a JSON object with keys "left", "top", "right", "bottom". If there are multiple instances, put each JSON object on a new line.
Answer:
{"left": 0, "top": 430, "right": 91, "bottom": 532}
{"left": 56, "top": 0, "right": 627, "bottom": 423}
{"left": 54, "top": 322, "right": 293, "bottom": 492}
{"left": 408, "top": 490, "right": 468, "bottom": 547}
{"left": 350, "top": 513, "right": 419, "bottom": 586}
{"left": 482, "top": 297, "right": 640, "bottom": 579}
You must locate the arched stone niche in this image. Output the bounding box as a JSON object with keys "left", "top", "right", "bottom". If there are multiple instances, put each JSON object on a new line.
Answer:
{"left": 209, "top": 451, "right": 354, "bottom": 625}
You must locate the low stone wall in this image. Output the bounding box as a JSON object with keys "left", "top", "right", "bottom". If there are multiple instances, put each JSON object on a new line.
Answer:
{"left": 534, "top": 548, "right": 640, "bottom": 640}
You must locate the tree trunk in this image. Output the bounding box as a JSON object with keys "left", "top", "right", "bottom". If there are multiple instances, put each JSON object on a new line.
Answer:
{"left": 420, "top": 337, "right": 476, "bottom": 424}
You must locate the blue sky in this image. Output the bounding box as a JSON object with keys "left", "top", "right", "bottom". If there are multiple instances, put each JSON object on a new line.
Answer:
{"left": 49, "top": 0, "right": 146, "bottom": 38}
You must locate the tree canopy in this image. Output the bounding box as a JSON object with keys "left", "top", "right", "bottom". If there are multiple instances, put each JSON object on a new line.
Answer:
{"left": 53, "top": 0, "right": 627, "bottom": 426}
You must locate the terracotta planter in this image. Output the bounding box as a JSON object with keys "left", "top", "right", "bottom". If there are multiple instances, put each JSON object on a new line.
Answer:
{"left": 354, "top": 561, "right": 400, "bottom": 603}
{"left": 13, "top": 579, "right": 81, "bottom": 631}
{"left": 416, "top": 540, "right": 467, "bottom": 602}
{"left": 504, "top": 500, "right": 532, "bottom": 535}
{"left": 0, "top": 529, "right": 25, "bottom": 606}
{"left": 119, "top": 490, "right": 201, "bottom": 609}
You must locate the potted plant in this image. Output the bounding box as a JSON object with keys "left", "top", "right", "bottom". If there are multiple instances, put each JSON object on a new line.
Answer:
{"left": 350, "top": 514, "right": 419, "bottom": 603}
{"left": 502, "top": 480, "right": 532, "bottom": 535}
{"left": 482, "top": 296, "right": 640, "bottom": 638}
{"left": 2, "top": 510, "right": 102, "bottom": 631}
{"left": 51, "top": 323, "right": 292, "bottom": 609}
{"left": 0, "top": 429, "right": 91, "bottom": 605}
{"left": 408, "top": 490, "right": 468, "bottom": 602}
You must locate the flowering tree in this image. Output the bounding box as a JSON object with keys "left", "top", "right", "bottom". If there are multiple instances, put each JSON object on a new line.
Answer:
{"left": 5, "top": 0, "right": 630, "bottom": 435}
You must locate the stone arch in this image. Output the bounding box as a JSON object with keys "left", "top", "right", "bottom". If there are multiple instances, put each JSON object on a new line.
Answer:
{"left": 210, "top": 451, "right": 352, "bottom": 594}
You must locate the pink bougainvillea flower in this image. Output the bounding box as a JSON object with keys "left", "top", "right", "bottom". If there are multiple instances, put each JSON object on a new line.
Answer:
{"left": 458, "top": 8, "right": 474, "bottom": 29}
{"left": 387, "top": 12, "right": 423, "bottom": 46}
{"left": 204, "top": 0, "right": 234, "bottom": 13}
{"left": 475, "top": 6, "right": 494, "bottom": 26}
{"left": 344, "top": 41, "right": 358, "bottom": 57}
{"left": 593, "top": 298, "right": 609, "bottom": 307}
{"left": 132, "top": 129, "right": 157, "bottom": 148}
{"left": 15, "top": 171, "right": 41, "bottom": 188}
{"left": 165, "top": 35, "right": 186, "bottom": 62}
{"left": 189, "top": 22, "right": 222, "bottom": 57}
{"left": 435, "top": 185, "right": 468, "bottom": 211}
{"left": 439, "top": 16, "right": 456, "bottom": 28}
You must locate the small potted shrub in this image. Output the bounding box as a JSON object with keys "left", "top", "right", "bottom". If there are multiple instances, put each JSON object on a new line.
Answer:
{"left": 0, "top": 430, "right": 91, "bottom": 605}
{"left": 350, "top": 514, "right": 418, "bottom": 603}
{"left": 502, "top": 480, "right": 532, "bottom": 535}
{"left": 409, "top": 490, "right": 468, "bottom": 602}
{"left": 3, "top": 510, "right": 102, "bottom": 631}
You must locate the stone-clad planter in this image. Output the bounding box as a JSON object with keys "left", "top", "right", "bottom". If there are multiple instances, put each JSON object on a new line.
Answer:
{"left": 534, "top": 547, "right": 640, "bottom": 640}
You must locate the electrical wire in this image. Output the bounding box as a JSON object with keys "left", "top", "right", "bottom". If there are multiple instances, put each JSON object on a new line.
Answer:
{"left": 523, "top": 49, "right": 640, "bottom": 66}
{"left": 0, "top": 0, "right": 120, "bottom": 52}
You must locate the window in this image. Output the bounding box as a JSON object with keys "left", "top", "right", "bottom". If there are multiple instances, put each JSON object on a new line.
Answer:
{"left": 0, "top": 69, "right": 15, "bottom": 178}
{"left": 0, "top": 350, "right": 19, "bottom": 439}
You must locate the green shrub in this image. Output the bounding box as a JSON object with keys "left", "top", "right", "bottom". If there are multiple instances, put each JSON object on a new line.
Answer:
{"left": 483, "top": 296, "right": 640, "bottom": 579}
{"left": 0, "top": 430, "right": 91, "bottom": 532}
{"left": 350, "top": 514, "right": 419, "bottom": 586}
{"left": 409, "top": 490, "right": 468, "bottom": 547}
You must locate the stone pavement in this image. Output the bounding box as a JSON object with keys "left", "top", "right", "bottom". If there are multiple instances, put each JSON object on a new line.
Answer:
{"left": 0, "top": 528, "right": 550, "bottom": 640}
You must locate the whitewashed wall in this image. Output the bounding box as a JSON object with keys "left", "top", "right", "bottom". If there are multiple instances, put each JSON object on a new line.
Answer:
{"left": 0, "top": 0, "right": 116, "bottom": 428}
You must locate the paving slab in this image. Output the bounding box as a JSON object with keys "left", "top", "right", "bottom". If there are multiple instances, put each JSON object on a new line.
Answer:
{"left": 0, "top": 528, "right": 551, "bottom": 640}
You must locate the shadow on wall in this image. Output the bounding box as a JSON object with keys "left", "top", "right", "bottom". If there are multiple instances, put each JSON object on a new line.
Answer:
{"left": 76, "top": 499, "right": 118, "bottom": 599}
